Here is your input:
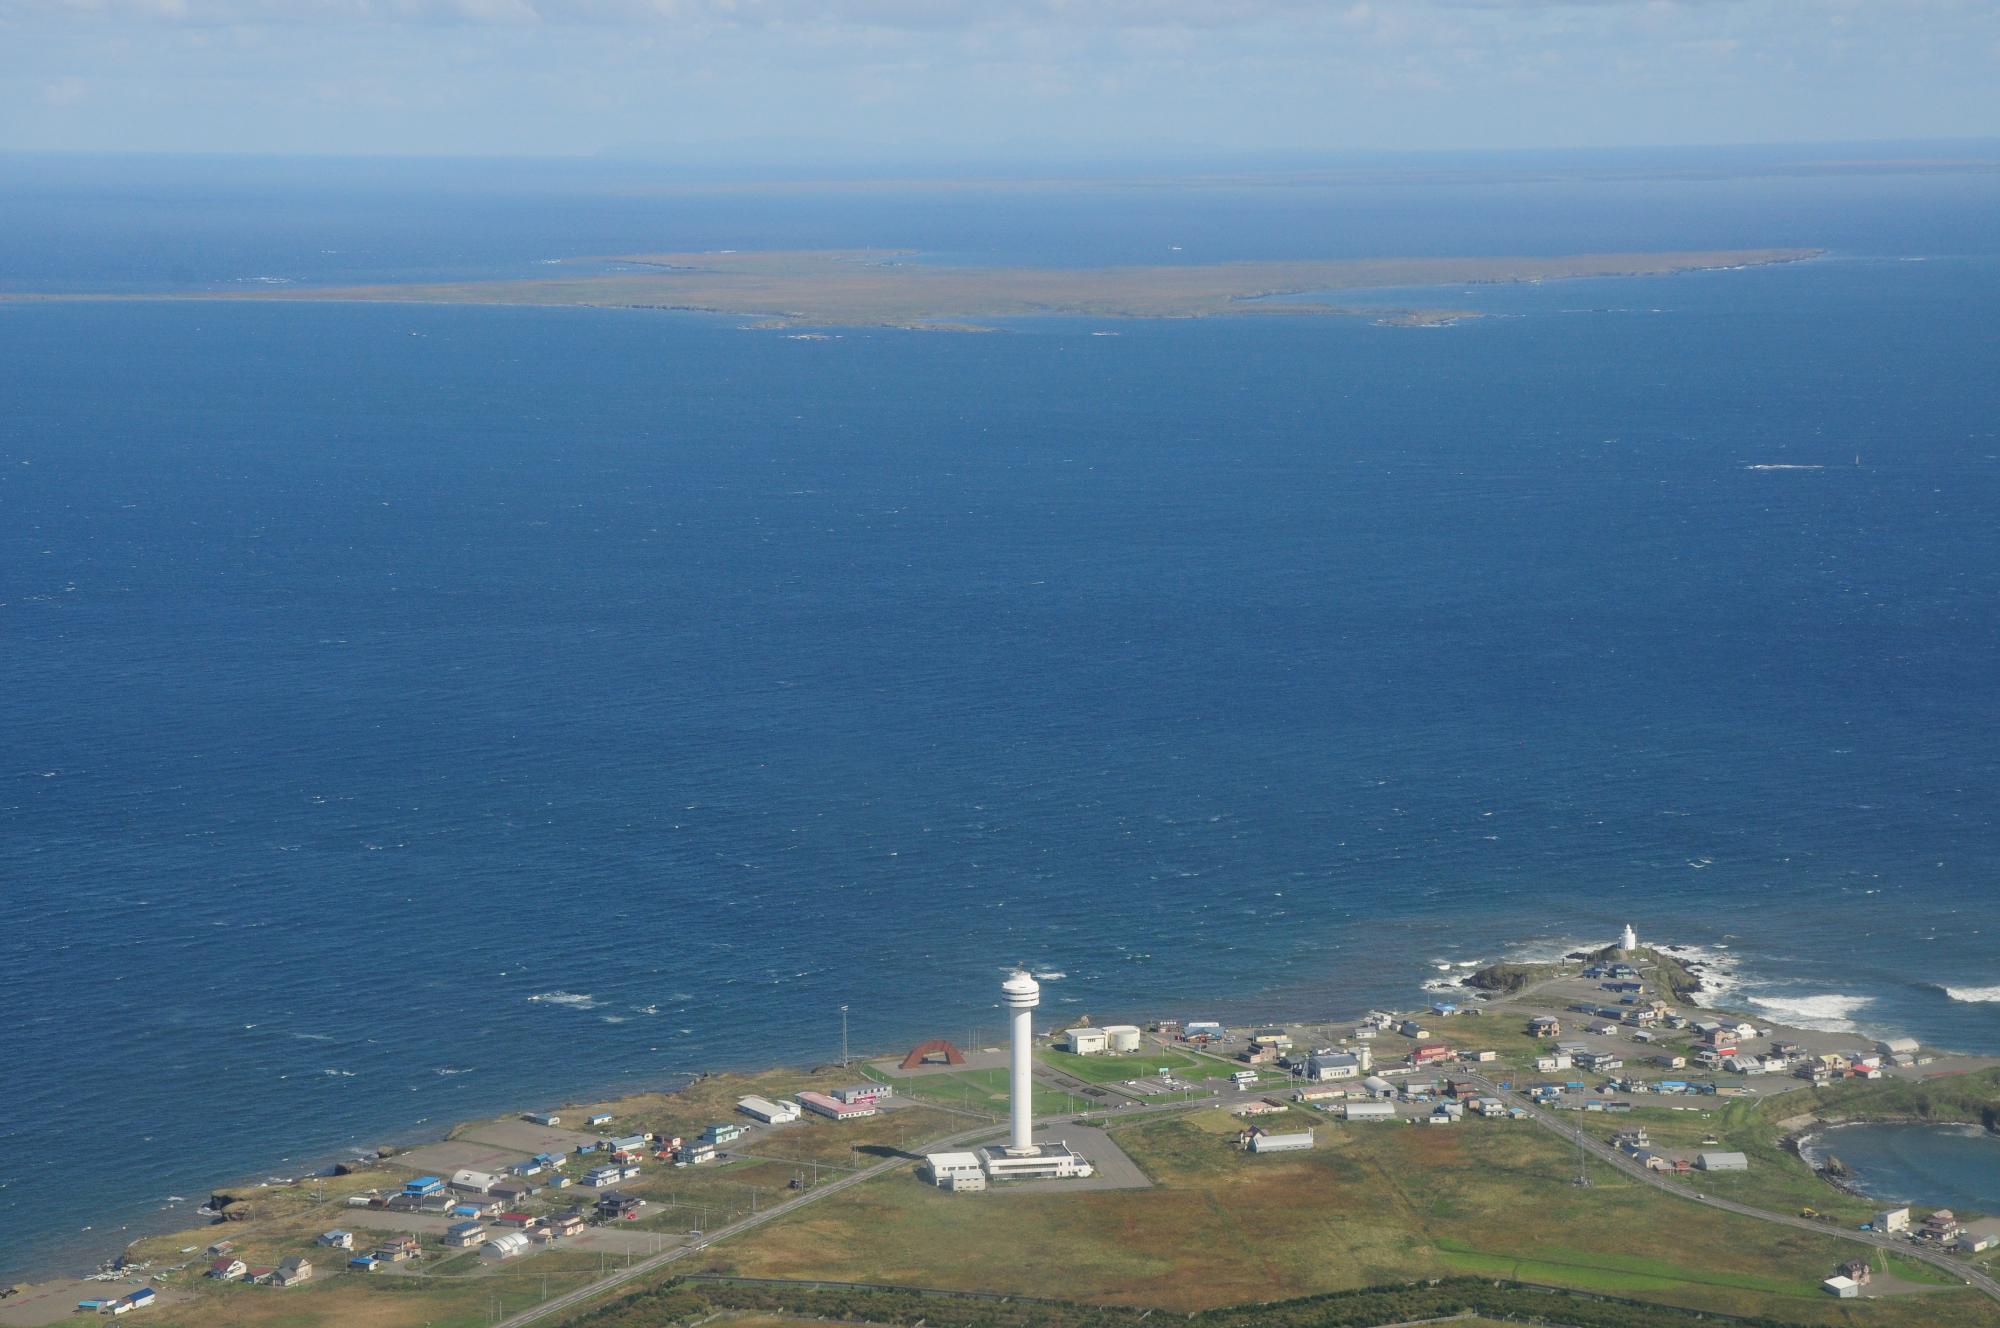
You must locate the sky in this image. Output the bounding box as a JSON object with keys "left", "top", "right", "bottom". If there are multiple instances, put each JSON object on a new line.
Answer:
{"left": 2, "top": 0, "right": 1998, "bottom": 160}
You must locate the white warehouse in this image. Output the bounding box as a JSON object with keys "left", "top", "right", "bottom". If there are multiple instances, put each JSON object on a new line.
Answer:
{"left": 737, "top": 1095, "right": 800, "bottom": 1124}
{"left": 1248, "top": 1130, "right": 1315, "bottom": 1153}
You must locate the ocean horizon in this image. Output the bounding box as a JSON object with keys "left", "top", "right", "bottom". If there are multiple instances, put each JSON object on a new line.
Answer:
{"left": 3, "top": 152, "right": 1998, "bottom": 1283}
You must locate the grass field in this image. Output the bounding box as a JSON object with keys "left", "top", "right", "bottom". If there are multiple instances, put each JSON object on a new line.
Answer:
{"left": 880, "top": 1066, "right": 1074, "bottom": 1116}
{"left": 1432, "top": 1237, "right": 1820, "bottom": 1297}
{"left": 1042, "top": 1047, "right": 1231, "bottom": 1084}
{"left": 1573, "top": 1094, "right": 1883, "bottom": 1223}
{"left": 711, "top": 1111, "right": 2000, "bottom": 1327}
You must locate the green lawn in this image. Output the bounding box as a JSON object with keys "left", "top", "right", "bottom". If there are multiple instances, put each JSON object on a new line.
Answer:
{"left": 1433, "top": 1236, "right": 1820, "bottom": 1297}
{"left": 1041, "top": 1047, "right": 1233, "bottom": 1084}
{"left": 885, "top": 1066, "right": 1072, "bottom": 1117}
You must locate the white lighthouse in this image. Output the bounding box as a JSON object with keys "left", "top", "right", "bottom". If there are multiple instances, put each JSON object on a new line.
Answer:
{"left": 1620, "top": 923, "right": 1638, "bottom": 952}
{"left": 1000, "top": 970, "right": 1041, "bottom": 1155}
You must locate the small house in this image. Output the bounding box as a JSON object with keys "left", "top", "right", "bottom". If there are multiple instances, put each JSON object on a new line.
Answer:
{"left": 206, "top": 1259, "right": 247, "bottom": 1282}
{"left": 271, "top": 1258, "right": 312, "bottom": 1288}
{"left": 316, "top": 1230, "right": 352, "bottom": 1249}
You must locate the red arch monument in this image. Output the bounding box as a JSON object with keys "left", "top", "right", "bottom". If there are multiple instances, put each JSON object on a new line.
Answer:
{"left": 899, "top": 1039, "right": 966, "bottom": 1070}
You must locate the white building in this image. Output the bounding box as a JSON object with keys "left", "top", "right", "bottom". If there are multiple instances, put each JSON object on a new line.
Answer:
{"left": 1063, "top": 1027, "right": 1109, "bottom": 1055}
{"left": 1873, "top": 1207, "right": 1911, "bottom": 1233}
{"left": 1620, "top": 924, "right": 1638, "bottom": 951}
{"left": 980, "top": 1142, "right": 1094, "bottom": 1180}
{"left": 450, "top": 1169, "right": 501, "bottom": 1195}
{"left": 1101, "top": 1024, "right": 1143, "bottom": 1053}
{"left": 1696, "top": 1151, "right": 1748, "bottom": 1172}
{"left": 1248, "top": 1130, "right": 1315, "bottom": 1153}
{"left": 737, "top": 1095, "right": 800, "bottom": 1124}
{"left": 924, "top": 1151, "right": 988, "bottom": 1192}
{"left": 483, "top": 1232, "right": 532, "bottom": 1260}
{"left": 1343, "top": 1101, "right": 1396, "bottom": 1122}
{"left": 1822, "top": 1276, "right": 1859, "bottom": 1299}
{"left": 1305, "top": 1052, "right": 1363, "bottom": 1081}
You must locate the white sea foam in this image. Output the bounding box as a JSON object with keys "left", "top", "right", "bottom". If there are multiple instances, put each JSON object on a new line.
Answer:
{"left": 528, "top": 991, "right": 598, "bottom": 1009}
{"left": 1942, "top": 985, "right": 2000, "bottom": 1003}
{"left": 1745, "top": 993, "right": 1874, "bottom": 1032}
{"left": 1668, "top": 943, "right": 1742, "bottom": 1007}
{"left": 1743, "top": 464, "right": 1823, "bottom": 471}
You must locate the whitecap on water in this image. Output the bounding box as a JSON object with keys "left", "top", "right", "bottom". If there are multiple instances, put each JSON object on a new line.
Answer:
{"left": 1942, "top": 985, "right": 2000, "bottom": 1003}
{"left": 528, "top": 991, "right": 598, "bottom": 1010}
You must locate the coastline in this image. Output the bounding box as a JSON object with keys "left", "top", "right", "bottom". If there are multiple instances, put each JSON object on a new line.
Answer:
{"left": 13, "top": 926, "right": 1992, "bottom": 1293}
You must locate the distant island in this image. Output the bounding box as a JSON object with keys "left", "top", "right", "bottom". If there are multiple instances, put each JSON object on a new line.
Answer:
{"left": 4, "top": 247, "right": 1822, "bottom": 330}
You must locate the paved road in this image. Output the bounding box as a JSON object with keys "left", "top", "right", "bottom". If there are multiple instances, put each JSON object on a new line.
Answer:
{"left": 1465, "top": 1073, "right": 2000, "bottom": 1305}
{"left": 492, "top": 1094, "right": 1217, "bottom": 1327}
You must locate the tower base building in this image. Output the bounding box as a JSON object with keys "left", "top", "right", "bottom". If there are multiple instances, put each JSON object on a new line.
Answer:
{"left": 977, "top": 1142, "right": 1094, "bottom": 1181}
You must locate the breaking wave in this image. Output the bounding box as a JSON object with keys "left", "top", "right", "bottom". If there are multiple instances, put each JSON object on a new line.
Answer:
{"left": 1940, "top": 985, "right": 2000, "bottom": 1004}
{"left": 1745, "top": 992, "right": 1873, "bottom": 1032}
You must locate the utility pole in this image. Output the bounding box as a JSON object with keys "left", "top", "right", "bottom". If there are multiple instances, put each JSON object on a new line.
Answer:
{"left": 840, "top": 1004, "right": 850, "bottom": 1068}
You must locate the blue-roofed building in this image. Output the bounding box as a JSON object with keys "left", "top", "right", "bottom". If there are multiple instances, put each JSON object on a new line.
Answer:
{"left": 402, "top": 1176, "right": 444, "bottom": 1196}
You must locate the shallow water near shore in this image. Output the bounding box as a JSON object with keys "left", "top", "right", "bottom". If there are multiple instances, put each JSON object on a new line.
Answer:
{"left": 1810, "top": 1123, "right": 2000, "bottom": 1214}
{"left": 3, "top": 156, "right": 2000, "bottom": 1282}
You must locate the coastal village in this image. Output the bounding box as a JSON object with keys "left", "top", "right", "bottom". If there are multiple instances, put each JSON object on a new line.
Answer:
{"left": 5, "top": 930, "right": 1998, "bottom": 1328}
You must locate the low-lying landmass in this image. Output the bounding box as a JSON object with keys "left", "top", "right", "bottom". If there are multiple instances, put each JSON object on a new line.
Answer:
{"left": 1, "top": 247, "right": 1822, "bottom": 329}
{"left": 9, "top": 933, "right": 1997, "bottom": 1328}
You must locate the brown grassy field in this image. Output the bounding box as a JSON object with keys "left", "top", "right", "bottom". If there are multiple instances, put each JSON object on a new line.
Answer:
{"left": 710, "top": 1113, "right": 1998, "bottom": 1327}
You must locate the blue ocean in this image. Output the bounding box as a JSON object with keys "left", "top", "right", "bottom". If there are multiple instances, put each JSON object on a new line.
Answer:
{"left": 2, "top": 149, "right": 1997, "bottom": 1279}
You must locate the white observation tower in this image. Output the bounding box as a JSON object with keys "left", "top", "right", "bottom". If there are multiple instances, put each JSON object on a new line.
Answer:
{"left": 923, "top": 968, "right": 1095, "bottom": 1189}
{"left": 1000, "top": 970, "right": 1041, "bottom": 1155}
